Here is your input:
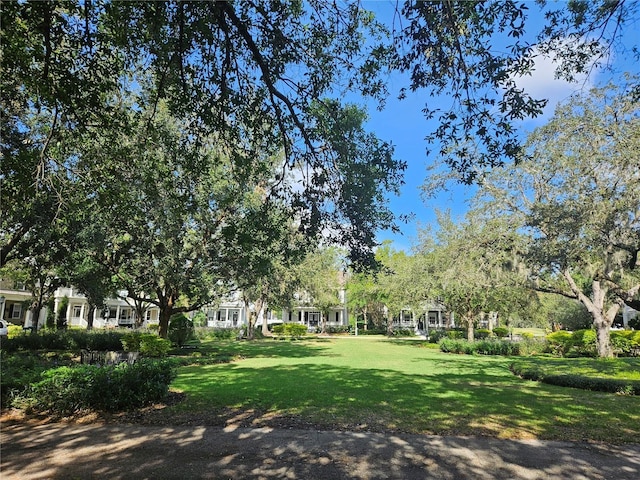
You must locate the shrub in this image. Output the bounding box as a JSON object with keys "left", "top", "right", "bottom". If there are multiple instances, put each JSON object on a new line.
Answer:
{"left": 168, "top": 313, "right": 195, "bottom": 347}
{"left": 427, "top": 329, "right": 447, "bottom": 343}
{"left": 520, "top": 332, "right": 534, "bottom": 340}
{"left": 16, "top": 359, "right": 176, "bottom": 415}
{"left": 391, "top": 328, "right": 416, "bottom": 337}
{"left": 121, "top": 331, "right": 145, "bottom": 351}
{"left": 546, "top": 331, "right": 573, "bottom": 356}
{"left": 445, "top": 329, "right": 464, "bottom": 339}
{"left": 510, "top": 363, "right": 640, "bottom": 395}
{"left": 272, "top": 323, "right": 307, "bottom": 336}
{"left": 357, "top": 328, "right": 387, "bottom": 336}
{"left": 439, "top": 339, "right": 474, "bottom": 354}
{"left": 140, "top": 336, "right": 171, "bottom": 357}
{"left": 609, "top": 330, "right": 640, "bottom": 356}
{"left": 517, "top": 337, "right": 547, "bottom": 356}
{"left": 475, "top": 328, "right": 492, "bottom": 340}
{"left": 570, "top": 329, "right": 597, "bottom": 357}
{"left": 474, "top": 340, "right": 520, "bottom": 356}
{"left": 326, "top": 325, "right": 350, "bottom": 334}
{"left": 70, "top": 330, "right": 125, "bottom": 351}
{"left": 493, "top": 327, "right": 509, "bottom": 338}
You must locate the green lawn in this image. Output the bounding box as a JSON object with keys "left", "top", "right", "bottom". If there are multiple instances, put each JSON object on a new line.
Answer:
{"left": 168, "top": 336, "right": 640, "bottom": 443}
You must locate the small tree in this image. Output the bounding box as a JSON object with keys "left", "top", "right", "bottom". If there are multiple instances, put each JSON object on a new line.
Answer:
{"left": 167, "top": 313, "right": 194, "bottom": 348}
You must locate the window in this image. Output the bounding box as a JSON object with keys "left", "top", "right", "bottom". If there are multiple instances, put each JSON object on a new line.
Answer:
{"left": 10, "top": 304, "right": 22, "bottom": 319}
{"left": 73, "top": 305, "right": 82, "bottom": 318}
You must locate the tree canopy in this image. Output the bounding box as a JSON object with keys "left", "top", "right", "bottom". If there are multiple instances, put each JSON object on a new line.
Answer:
{"left": 478, "top": 81, "right": 640, "bottom": 356}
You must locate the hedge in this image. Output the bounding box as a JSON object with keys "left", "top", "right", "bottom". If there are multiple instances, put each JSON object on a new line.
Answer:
{"left": 439, "top": 338, "right": 520, "bottom": 356}
{"left": 14, "top": 359, "right": 177, "bottom": 415}
{"left": 510, "top": 363, "right": 640, "bottom": 395}
{"left": 272, "top": 323, "right": 307, "bottom": 336}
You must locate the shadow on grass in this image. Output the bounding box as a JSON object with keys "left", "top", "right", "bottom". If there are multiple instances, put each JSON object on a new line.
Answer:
{"left": 169, "top": 359, "right": 640, "bottom": 443}
{"left": 192, "top": 338, "right": 335, "bottom": 360}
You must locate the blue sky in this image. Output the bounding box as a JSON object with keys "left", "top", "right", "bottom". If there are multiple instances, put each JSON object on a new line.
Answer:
{"left": 359, "top": 1, "right": 639, "bottom": 252}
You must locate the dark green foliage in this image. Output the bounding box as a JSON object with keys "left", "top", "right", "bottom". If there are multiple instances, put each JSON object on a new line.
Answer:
{"left": 390, "top": 328, "right": 416, "bottom": 337}
{"left": 1, "top": 330, "right": 127, "bottom": 353}
{"left": 271, "top": 323, "right": 308, "bottom": 337}
{"left": 1, "top": 352, "right": 74, "bottom": 402}
{"left": 121, "top": 331, "right": 171, "bottom": 357}
{"left": 510, "top": 363, "right": 640, "bottom": 395}
{"left": 357, "top": 328, "right": 388, "bottom": 336}
{"left": 168, "top": 313, "right": 195, "bottom": 347}
{"left": 493, "top": 327, "right": 509, "bottom": 338}
{"left": 68, "top": 330, "right": 126, "bottom": 351}
{"left": 445, "top": 329, "right": 464, "bottom": 339}
{"left": 17, "top": 359, "right": 176, "bottom": 415}
{"left": 325, "top": 326, "right": 351, "bottom": 334}
{"left": 474, "top": 328, "right": 492, "bottom": 339}
{"left": 56, "top": 296, "right": 69, "bottom": 329}
{"left": 439, "top": 338, "right": 521, "bottom": 356}
{"left": 629, "top": 316, "right": 640, "bottom": 330}
{"left": 427, "top": 329, "right": 447, "bottom": 343}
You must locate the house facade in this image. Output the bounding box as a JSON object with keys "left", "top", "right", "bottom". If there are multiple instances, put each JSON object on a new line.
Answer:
{"left": 0, "top": 279, "right": 349, "bottom": 332}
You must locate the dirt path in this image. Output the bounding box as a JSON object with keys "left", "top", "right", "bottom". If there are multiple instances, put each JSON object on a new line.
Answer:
{"left": 2, "top": 421, "right": 639, "bottom": 479}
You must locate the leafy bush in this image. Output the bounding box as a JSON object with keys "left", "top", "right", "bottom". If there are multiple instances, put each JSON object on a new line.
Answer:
{"left": 570, "top": 329, "right": 597, "bottom": 357}
{"left": 168, "top": 313, "right": 195, "bottom": 347}
{"left": 195, "top": 327, "right": 241, "bottom": 340}
{"left": 610, "top": 330, "right": 640, "bottom": 356}
{"left": 1, "top": 352, "right": 75, "bottom": 401}
{"left": 474, "top": 328, "right": 492, "bottom": 339}
{"left": 629, "top": 316, "right": 640, "bottom": 330}
{"left": 326, "top": 325, "right": 350, "bottom": 334}
{"left": 1, "top": 330, "right": 128, "bottom": 353}
{"left": 427, "top": 329, "right": 447, "bottom": 343}
{"left": 121, "top": 331, "right": 145, "bottom": 351}
{"left": 391, "top": 328, "right": 416, "bottom": 337}
{"left": 493, "top": 327, "right": 509, "bottom": 338}
{"left": 69, "top": 330, "right": 125, "bottom": 351}
{"left": 546, "top": 331, "right": 573, "bottom": 356}
{"left": 439, "top": 339, "right": 475, "bottom": 354}
{"left": 474, "top": 340, "right": 520, "bottom": 356}
{"left": 520, "top": 332, "right": 534, "bottom": 339}
{"left": 272, "top": 323, "right": 307, "bottom": 337}
{"left": 15, "top": 359, "right": 176, "bottom": 415}
{"left": 517, "top": 337, "right": 547, "bottom": 356}
{"left": 140, "top": 336, "right": 172, "bottom": 357}
{"left": 445, "top": 329, "right": 464, "bottom": 339}
{"left": 357, "top": 328, "right": 387, "bottom": 335}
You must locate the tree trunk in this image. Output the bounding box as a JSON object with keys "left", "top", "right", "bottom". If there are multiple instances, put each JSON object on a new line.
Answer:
{"left": 30, "top": 302, "right": 43, "bottom": 333}
{"left": 259, "top": 301, "right": 269, "bottom": 336}
{"left": 87, "top": 305, "right": 95, "bottom": 330}
{"left": 563, "top": 274, "right": 620, "bottom": 358}
{"left": 158, "top": 295, "right": 175, "bottom": 339}
{"left": 466, "top": 319, "right": 474, "bottom": 342}
{"left": 594, "top": 318, "right": 613, "bottom": 358}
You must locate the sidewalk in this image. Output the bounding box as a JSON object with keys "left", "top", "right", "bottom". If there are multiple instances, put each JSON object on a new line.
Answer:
{"left": 2, "top": 422, "right": 639, "bottom": 479}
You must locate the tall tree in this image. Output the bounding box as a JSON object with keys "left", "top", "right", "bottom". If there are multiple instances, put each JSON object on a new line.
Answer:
{"left": 1, "top": 1, "right": 404, "bottom": 271}
{"left": 294, "top": 247, "right": 344, "bottom": 334}
{"left": 479, "top": 81, "right": 640, "bottom": 357}
{"left": 417, "top": 211, "right": 528, "bottom": 341}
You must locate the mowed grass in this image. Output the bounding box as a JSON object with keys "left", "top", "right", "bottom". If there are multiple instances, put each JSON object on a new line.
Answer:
{"left": 170, "top": 336, "right": 640, "bottom": 443}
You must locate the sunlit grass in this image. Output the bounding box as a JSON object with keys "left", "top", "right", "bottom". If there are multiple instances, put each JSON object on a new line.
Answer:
{"left": 168, "top": 336, "right": 640, "bottom": 443}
